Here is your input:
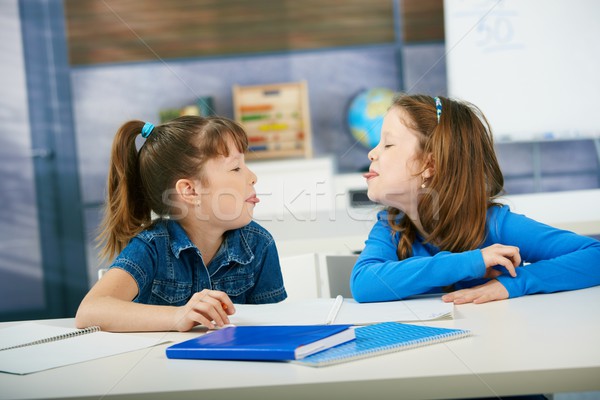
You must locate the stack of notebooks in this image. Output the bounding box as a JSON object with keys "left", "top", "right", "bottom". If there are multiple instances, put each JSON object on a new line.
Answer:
{"left": 166, "top": 322, "right": 471, "bottom": 367}
{"left": 166, "top": 324, "right": 355, "bottom": 362}
{"left": 166, "top": 295, "right": 471, "bottom": 367}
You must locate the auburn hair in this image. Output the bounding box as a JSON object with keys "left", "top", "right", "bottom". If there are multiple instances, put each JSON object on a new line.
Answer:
{"left": 97, "top": 115, "right": 248, "bottom": 261}
{"left": 387, "top": 94, "right": 504, "bottom": 259}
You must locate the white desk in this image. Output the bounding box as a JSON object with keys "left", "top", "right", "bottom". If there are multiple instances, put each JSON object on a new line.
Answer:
{"left": 2, "top": 286, "right": 600, "bottom": 400}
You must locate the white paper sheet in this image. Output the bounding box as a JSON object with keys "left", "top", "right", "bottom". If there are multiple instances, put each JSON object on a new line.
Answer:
{"left": 0, "top": 323, "right": 168, "bottom": 375}
{"left": 230, "top": 295, "right": 453, "bottom": 326}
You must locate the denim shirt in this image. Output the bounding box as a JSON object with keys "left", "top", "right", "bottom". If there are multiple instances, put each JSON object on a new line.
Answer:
{"left": 111, "top": 219, "right": 287, "bottom": 305}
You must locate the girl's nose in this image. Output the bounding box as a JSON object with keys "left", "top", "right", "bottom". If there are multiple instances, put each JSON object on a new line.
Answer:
{"left": 368, "top": 149, "right": 377, "bottom": 161}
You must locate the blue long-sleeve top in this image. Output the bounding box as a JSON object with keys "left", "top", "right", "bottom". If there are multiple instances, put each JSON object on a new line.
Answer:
{"left": 350, "top": 204, "right": 600, "bottom": 303}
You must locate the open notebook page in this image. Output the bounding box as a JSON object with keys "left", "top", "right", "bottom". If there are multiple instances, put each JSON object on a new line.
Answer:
{"left": 0, "top": 323, "right": 168, "bottom": 375}
{"left": 230, "top": 298, "right": 336, "bottom": 326}
{"left": 334, "top": 297, "right": 453, "bottom": 325}
{"left": 229, "top": 296, "right": 453, "bottom": 326}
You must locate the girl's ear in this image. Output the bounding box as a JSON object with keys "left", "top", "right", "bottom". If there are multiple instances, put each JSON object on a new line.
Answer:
{"left": 175, "top": 178, "right": 200, "bottom": 206}
{"left": 422, "top": 153, "right": 435, "bottom": 179}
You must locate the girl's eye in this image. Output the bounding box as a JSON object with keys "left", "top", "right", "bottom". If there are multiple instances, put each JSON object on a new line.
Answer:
{"left": 232, "top": 167, "right": 241, "bottom": 172}
{"left": 384, "top": 144, "right": 394, "bottom": 149}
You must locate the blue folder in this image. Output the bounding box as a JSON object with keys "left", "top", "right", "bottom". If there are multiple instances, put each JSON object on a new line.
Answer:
{"left": 166, "top": 324, "right": 355, "bottom": 361}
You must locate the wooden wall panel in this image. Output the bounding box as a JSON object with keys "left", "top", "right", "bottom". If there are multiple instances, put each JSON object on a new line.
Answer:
{"left": 402, "top": 0, "right": 444, "bottom": 43}
{"left": 64, "top": 0, "right": 395, "bottom": 65}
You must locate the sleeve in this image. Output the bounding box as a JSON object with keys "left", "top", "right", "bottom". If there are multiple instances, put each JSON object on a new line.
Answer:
{"left": 110, "top": 237, "right": 158, "bottom": 302}
{"left": 492, "top": 207, "right": 600, "bottom": 298}
{"left": 350, "top": 212, "right": 486, "bottom": 303}
{"left": 245, "top": 228, "right": 287, "bottom": 304}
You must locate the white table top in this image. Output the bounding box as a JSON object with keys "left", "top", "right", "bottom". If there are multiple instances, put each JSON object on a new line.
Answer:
{"left": 2, "top": 286, "right": 600, "bottom": 400}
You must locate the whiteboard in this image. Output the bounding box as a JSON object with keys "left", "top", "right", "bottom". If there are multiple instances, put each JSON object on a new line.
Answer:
{"left": 444, "top": 0, "right": 600, "bottom": 142}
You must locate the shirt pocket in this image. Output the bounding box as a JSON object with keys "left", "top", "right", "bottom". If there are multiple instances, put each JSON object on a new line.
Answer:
{"left": 150, "top": 280, "right": 192, "bottom": 306}
{"left": 211, "top": 265, "right": 254, "bottom": 297}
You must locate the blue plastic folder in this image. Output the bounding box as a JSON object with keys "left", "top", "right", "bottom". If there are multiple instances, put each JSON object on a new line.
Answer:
{"left": 165, "top": 324, "right": 355, "bottom": 361}
{"left": 294, "top": 322, "right": 472, "bottom": 367}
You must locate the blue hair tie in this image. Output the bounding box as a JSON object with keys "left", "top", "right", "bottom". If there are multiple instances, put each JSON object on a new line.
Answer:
{"left": 141, "top": 122, "right": 155, "bottom": 138}
{"left": 434, "top": 97, "right": 442, "bottom": 124}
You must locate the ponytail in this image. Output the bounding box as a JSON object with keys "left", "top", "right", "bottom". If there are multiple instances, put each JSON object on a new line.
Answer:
{"left": 97, "top": 121, "right": 151, "bottom": 261}
{"left": 388, "top": 208, "right": 416, "bottom": 260}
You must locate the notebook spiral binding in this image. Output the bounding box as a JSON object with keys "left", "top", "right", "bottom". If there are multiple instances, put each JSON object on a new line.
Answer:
{"left": 0, "top": 326, "right": 101, "bottom": 352}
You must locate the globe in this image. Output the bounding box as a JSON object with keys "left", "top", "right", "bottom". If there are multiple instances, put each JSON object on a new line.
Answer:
{"left": 347, "top": 88, "right": 395, "bottom": 149}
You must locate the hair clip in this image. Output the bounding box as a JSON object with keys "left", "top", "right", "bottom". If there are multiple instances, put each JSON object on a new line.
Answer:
{"left": 434, "top": 97, "right": 442, "bottom": 124}
{"left": 141, "top": 122, "right": 155, "bottom": 138}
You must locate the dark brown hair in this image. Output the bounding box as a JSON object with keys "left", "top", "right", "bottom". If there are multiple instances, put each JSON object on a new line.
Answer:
{"left": 97, "top": 115, "right": 248, "bottom": 261}
{"left": 387, "top": 94, "right": 504, "bottom": 259}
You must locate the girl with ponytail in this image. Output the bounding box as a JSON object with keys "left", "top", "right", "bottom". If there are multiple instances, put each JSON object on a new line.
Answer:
{"left": 76, "top": 116, "right": 286, "bottom": 332}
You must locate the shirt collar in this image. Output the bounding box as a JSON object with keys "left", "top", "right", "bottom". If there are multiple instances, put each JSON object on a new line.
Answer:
{"left": 167, "top": 220, "right": 254, "bottom": 265}
{"left": 167, "top": 220, "right": 198, "bottom": 258}
{"left": 222, "top": 227, "right": 254, "bottom": 265}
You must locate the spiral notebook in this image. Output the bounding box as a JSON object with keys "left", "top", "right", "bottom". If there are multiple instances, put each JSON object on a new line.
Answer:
{"left": 0, "top": 324, "right": 101, "bottom": 351}
{"left": 0, "top": 322, "right": 167, "bottom": 375}
{"left": 294, "top": 322, "right": 471, "bottom": 367}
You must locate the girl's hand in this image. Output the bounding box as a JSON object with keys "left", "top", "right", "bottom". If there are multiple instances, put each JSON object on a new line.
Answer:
{"left": 480, "top": 244, "right": 521, "bottom": 278}
{"left": 173, "top": 289, "right": 236, "bottom": 332}
{"left": 441, "top": 280, "right": 508, "bottom": 304}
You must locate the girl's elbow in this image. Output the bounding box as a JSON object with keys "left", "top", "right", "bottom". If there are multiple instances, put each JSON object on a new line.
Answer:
{"left": 74, "top": 309, "right": 87, "bottom": 329}
{"left": 74, "top": 299, "right": 95, "bottom": 329}
{"left": 349, "top": 273, "right": 375, "bottom": 303}
{"left": 350, "top": 270, "right": 414, "bottom": 302}
{"left": 351, "top": 288, "right": 372, "bottom": 303}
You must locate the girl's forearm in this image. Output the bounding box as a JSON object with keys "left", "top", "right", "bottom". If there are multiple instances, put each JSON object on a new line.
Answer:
{"left": 75, "top": 296, "right": 178, "bottom": 332}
